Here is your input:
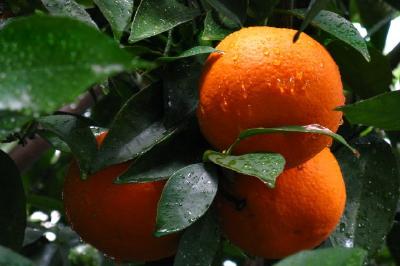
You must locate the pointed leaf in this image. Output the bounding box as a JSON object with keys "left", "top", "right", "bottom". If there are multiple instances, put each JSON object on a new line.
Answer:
{"left": 129, "top": 0, "right": 200, "bottom": 43}
{"left": 155, "top": 163, "right": 218, "bottom": 236}
{"left": 157, "top": 46, "right": 218, "bottom": 62}
{"left": 174, "top": 210, "right": 220, "bottom": 266}
{"left": 0, "top": 246, "right": 33, "bottom": 266}
{"left": 289, "top": 9, "right": 370, "bottom": 61}
{"left": 204, "top": 150, "right": 285, "bottom": 188}
{"left": 38, "top": 114, "right": 97, "bottom": 177}
{"left": 0, "top": 151, "right": 26, "bottom": 250}
{"left": 339, "top": 91, "right": 400, "bottom": 130}
{"left": 274, "top": 247, "right": 367, "bottom": 266}
{"left": 41, "top": 0, "right": 97, "bottom": 28}
{"left": 93, "top": 0, "right": 134, "bottom": 40}
{"left": 331, "top": 136, "right": 400, "bottom": 255}
{"left": 201, "top": 10, "right": 232, "bottom": 41}
{"left": 205, "top": 0, "right": 247, "bottom": 28}
{"left": 0, "top": 15, "right": 148, "bottom": 117}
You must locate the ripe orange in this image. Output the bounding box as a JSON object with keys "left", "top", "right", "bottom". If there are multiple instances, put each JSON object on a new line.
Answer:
{"left": 217, "top": 148, "right": 346, "bottom": 259}
{"left": 197, "top": 27, "right": 344, "bottom": 168}
{"left": 63, "top": 132, "right": 179, "bottom": 262}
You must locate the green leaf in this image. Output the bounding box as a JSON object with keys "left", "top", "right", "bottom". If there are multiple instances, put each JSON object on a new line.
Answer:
{"left": 0, "top": 15, "right": 147, "bottom": 117}
{"left": 0, "top": 151, "right": 26, "bottom": 251}
{"left": 41, "top": 0, "right": 98, "bottom": 28}
{"left": 0, "top": 111, "right": 31, "bottom": 141}
{"left": 288, "top": 9, "right": 370, "bottom": 61}
{"left": 227, "top": 124, "right": 357, "bottom": 156}
{"left": 93, "top": 83, "right": 169, "bottom": 172}
{"left": 157, "top": 46, "right": 218, "bottom": 62}
{"left": 93, "top": 0, "right": 133, "bottom": 40}
{"left": 339, "top": 91, "right": 400, "bottom": 130}
{"left": 274, "top": 247, "right": 367, "bottom": 266}
{"left": 201, "top": 10, "right": 232, "bottom": 41}
{"left": 248, "top": 0, "right": 279, "bottom": 24}
{"left": 38, "top": 114, "right": 98, "bottom": 177}
{"left": 174, "top": 210, "right": 220, "bottom": 266}
{"left": 155, "top": 163, "right": 218, "bottom": 236}
{"left": 129, "top": 0, "right": 200, "bottom": 43}
{"left": 163, "top": 59, "right": 202, "bottom": 127}
{"left": 37, "top": 130, "right": 71, "bottom": 152}
{"left": 293, "top": 0, "right": 331, "bottom": 42}
{"left": 205, "top": 0, "right": 247, "bottom": 28}
{"left": 116, "top": 119, "right": 207, "bottom": 184}
{"left": 331, "top": 136, "right": 400, "bottom": 255}
{"left": 204, "top": 150, "right": 285, "bottom": 188}
{"left": 327, "top": 41, "right": 392, "bottom": 98}
{"left": 0, "top": 246, "right": 33, "bottom": 266}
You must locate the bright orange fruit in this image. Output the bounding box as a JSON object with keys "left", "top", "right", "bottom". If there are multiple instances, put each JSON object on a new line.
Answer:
{"left": 197, "top": 27, "right": 344, "bottom": 168}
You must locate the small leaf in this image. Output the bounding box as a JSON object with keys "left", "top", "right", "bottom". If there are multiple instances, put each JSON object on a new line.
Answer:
{"left": 331, "top": 136, "right": 400, "bottom": 255}
{"left": 41, "top": 0, "right": 98, "bottom": 28}
{"left": 129, "top": 0, "right": 200, "bottom": 43}
{"left": 157, "top": 46, "right": 218, "bottom": 62}
{"left": 204, "top": 150, "right": 285, "bottom": 188}
{"left": 293, "top": 0, "right": 331, "bottom": 42}
{"left": 93, "top": 83, "right": 167, "bottom": 172}
{"left": 205, "top": 0, "right": 247, "bottom": 28}
{"left": 339, "top": 91, "right": 400, "bottom": 130}
{"left": 155, "top": 163, "right": 218, "bottom": 236}
{"left": 274, "top": 247, "right": 367, "bottom": 266}
{"left": 288, "top": 9, "right": 370, "bottom": 61}
{"left": 227, "top": 124, "right": 357, "bottom": 156}
{"left": 38, "top": 114, "right": 98, "bottom": 177}
{"left": 38, "top": 130, "right": 71, "bottom": 152}
{"left": 0, "top": 246, "right": 33, "bottom": 266}
{"left": 0, "top": 151, "right": 26, "bottom": 250}
{"left": 0, "top": 15, "right": 148, "bottom": 117}
{"left": 174, "top": 210, "right": 220, "bottom": 266}
{"left": 93, "top": 0, "right": 133, "bottom": 40}
{"left": 201, "top": 10, "right": 232, "bottom": 41}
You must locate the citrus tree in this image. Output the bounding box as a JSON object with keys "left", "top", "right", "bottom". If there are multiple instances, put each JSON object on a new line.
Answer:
{"left": 0, "top": 0, "right": 399, "bottom": 265}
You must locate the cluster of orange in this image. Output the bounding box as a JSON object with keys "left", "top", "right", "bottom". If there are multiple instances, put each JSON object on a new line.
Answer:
{"left": 63, "top": 27, "right": 346, "bottom": 262}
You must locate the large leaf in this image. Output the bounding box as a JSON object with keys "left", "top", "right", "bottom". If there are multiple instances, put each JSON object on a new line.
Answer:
{"left": 155, "top": 163, "right": 218, "bottom": 236}
{"left": 288, "top": 9, "right": 370, "bottom": 61}
{"left": 331, "top": 136, "right": 400, "bottom": 255}
{"left": 0, "top": 15, "right": 148, "bottom": 117}
{"left": 328, "top": 41, "right": 392, "bottom": 98}
{"left": 93, "top": 83, "right": 169, "bottom": 172}
{"left": 204, "top": 151, "right": 285, "bottom": 188}
{"left": 274, "top": 247, "right": 367, "bottom": 266}
{"left": 0, "top": 151, "right": 26, "bottom": 250}
{"left": 0, "top": 246, "right": 33, "bottom": 266}
{"left": 205, "top": 0, "right": 247, "bottom": 28}
{"left": 38, "top": 114, "right": 98, "bottom": 177}
{"left": 293, "top": 0, "right": 331, "bottom": 42}
{"left": 93, "top": 0, "right": 133, "bottom": 40}
{"left": 201, "top": 10, "right": 232, "bottom": 41}
{"left": 41, "top": 0, "right": 97, "bottom": 28}
{"left": 174, "top": 210, "right": 220, "bottom": 266}
{"left": 339, "top": 91, "right": 400, "bottom": 130}
{"left": 129, "top": 0, "right": 200, "bottom": 42}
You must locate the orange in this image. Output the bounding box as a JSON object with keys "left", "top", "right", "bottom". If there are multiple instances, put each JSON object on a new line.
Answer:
{"left": 197, "top": 26, "right": 344, "bottom": 168}
{"left": 63, "top": 132, "right": 179, "bottom": 262}
{"left": 217, "top": 148, "right": 346, "bottom": 259}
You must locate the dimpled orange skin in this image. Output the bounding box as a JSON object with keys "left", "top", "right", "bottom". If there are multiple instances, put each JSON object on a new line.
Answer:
{"left": 217, "top": 148, "right": 346, "bottom": 259}
{"left": 63, "top": 132, "right": 179, "bottom": 262}
{"left": 197, "top": 27, "right": 345, "bottom": 168}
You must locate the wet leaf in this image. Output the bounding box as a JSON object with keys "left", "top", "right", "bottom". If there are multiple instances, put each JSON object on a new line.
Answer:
{"left": 155, "top": 163, "right": 218, "bottom": 236}
{"left": 41, "top": 0, "right": 97, "bottom": 28}
{"left": 157, "top": 46, "right": 218, "bottom": 62}
{"left": 204, "top": 151, "right": 285, "bottom": 188}
{"left": 0, "top": 151, "right": 26, "bottom": 251}
{"left": 129, "top": 0, "right": 200, "bottom": 43}
{"left": 328, "top": 41, "right": 391, "bottom": 99}
{"left": 289, "top": 9, "right": 370, "bottom": 61}
{"left": 201, "top": 10, "right": 232, "bottom": 41}
{"left": 331, "top": 135, "right": 400, "bottom": 255}
{"left": 38, "top": 114, "right": 98, "bottom": 177}
{"left": 174, "top": 210, "right": 220, "bottom": 266}
{"left": 37, "top": 130, "right": 71, "bottom": 152}
{"left": 0, "top": 15, "right": 148, "bottom": 118}
{"left": 0, "top": 111, "right": 31, "bottom": 141}
{"left": 274, "top": 247, "right": 367, "bottom": 266}
{"left": 205, "top": 0, "right": 247, "bottom": 28}
{"left": 93, "top": 0, "right": 133, "bottom": 40}
{"left": 339, "top": 91, "right": 400, "bottom": 130}
{"left": 0, "top": 246, "right": 33, "bottom": 266}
